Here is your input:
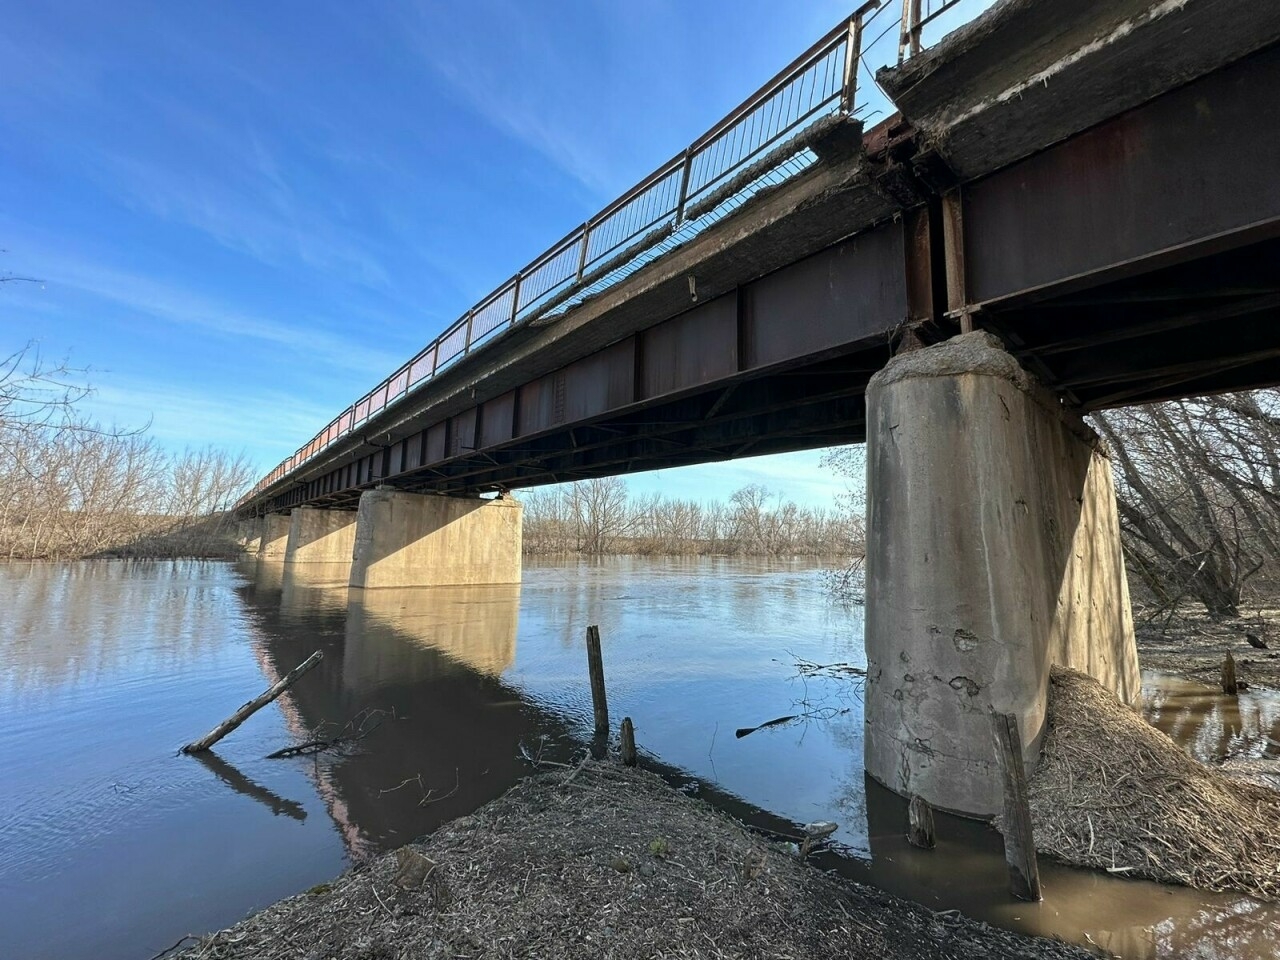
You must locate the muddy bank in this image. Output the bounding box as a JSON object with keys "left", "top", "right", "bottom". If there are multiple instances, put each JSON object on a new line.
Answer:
{"left": 174, "top": 762, "right": 1091, "bottom": 960}
{"left": 1136, "top": 606, "right": 1280, "bottom": 690}
{"left": 1013, "top": 669, "right": 1280, "bottom": 903}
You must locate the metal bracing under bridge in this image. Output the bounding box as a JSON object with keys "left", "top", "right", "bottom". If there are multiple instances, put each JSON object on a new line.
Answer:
{"left": 239, "top": 0, "right": 1280, "bottom": 517}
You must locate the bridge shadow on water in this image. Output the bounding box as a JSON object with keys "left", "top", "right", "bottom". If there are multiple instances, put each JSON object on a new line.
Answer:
{"left": 225, "top": 558, "right": 1279, "bottom": 959}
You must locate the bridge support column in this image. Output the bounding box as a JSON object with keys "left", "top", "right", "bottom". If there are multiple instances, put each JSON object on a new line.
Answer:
{"left": 257, "top": 513, "right": 292, "bottom": 561}
{"left": 283, "top": 506, "right": 357, "bottom": 565}
{"left": 864, "top": 331, "right": 1139, "bottom": 818}
{"left": 349, "top": 489, "right": 522, "bottom": 590}
{"left": 237, "top": 517, "right": 263, "bottom": 553}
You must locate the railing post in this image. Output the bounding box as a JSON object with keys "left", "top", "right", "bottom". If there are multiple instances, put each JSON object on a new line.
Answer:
{"left": 463, "top": 309, "right": 475, "bottom": 354}
{"left": 510, "top": 275, "right": 523, "bottom": 325}
{"left": 840, "top": 13, "right": 863, "bottom": 115}
{"left": 674, "top": 149, "right": 695, "bottom": 223}
{"left": 898, "top": 0, "right": 923, "bottom": 63}
{"left": 575, "top": 222, "right": 591, "bottom": 282}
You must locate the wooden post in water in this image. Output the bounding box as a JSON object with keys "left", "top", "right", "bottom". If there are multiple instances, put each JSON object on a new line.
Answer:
{"left": 586, "top": 625, "right": 609, "bottom": 738}
{"left": 990, "top": 711, "right": 1042, "bottom": 901}
{"left": 907, "top": 795, "right": 935, "bottom": 849}
{"left": 620, "top": 717, "right": 637, "bottom": 766}
{"left": 182, "top": 650, "right": 323, "bottom": 754}
{"left": 1222, "top": 652, "right": 1239, "bottom": 695}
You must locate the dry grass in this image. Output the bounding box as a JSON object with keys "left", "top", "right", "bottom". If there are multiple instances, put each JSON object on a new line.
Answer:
{"left": 1017, "top": 668, "right": 1280, "bottom": 901}
{"left": 173, "top": 762, "right": 1089, "bottom": 960}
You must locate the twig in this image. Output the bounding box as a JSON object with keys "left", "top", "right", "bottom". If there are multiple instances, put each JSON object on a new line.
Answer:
{"left": 148, "top": 934, "right": 199, "bottom": 960}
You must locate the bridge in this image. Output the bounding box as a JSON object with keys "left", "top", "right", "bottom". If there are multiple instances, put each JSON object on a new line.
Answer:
{"left": 234, "top": 0, "right": 1280, "bottom": 817}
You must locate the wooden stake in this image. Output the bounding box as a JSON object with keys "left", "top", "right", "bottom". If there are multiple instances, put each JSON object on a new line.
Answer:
{"left": 907, "top": 795, "right": 935, "bottom": 849}
{"left": 1222, "top": 652, "right": 1238, "bottom": 695}
{"left": 990, "top": 711, "right": 1042, "bottom": 901}
{"left": 620, "top": 716, "right": 637, "bottom": 766}
{"left": 182, "top": 650, "right": 323, "bottom": 754}
{"left": 586, "top": 625, "right": 609, "bottom": 737}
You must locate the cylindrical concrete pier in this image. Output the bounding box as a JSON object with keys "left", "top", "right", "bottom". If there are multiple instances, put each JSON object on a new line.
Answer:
{"left": 863, "top": 332, "right": 1139, "bottom": 817}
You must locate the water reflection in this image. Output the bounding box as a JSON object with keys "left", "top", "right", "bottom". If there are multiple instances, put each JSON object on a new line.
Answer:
{"left": 236, "top": 566, "right": 569, "bottom": 859}
{"left": 347, "top": 584, "right": 520, "bottom": 679}
{"left": 192, "top": 751, "right": 308, "bottom": 822}
{"left": 1144, "top": 672, "right": 1280, "bottom": 765}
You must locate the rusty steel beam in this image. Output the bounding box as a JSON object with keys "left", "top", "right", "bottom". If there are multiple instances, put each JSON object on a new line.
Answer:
{"left": 961, "top": 44, "right": 1280, "bottom": 311}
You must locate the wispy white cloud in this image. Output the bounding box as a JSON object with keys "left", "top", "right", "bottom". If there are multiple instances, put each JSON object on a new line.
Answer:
{"left": 92, "top": 146, "right": 393, "bottom": 291}
{"left": 6, "top": 240, "right": 406, "bottom": 379}
{"left": 88, "top": 376, "right": 336, "bottom": 471}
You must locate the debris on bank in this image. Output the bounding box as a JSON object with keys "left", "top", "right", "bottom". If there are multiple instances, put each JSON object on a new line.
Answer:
{"left": 176, "top": 763, "right": 1090, "bottom": 960}
{"left": 1013, "top": 668, "right": 1280, "bottom": 902}
{"left": 1135, "top": 606, "right": 1280, "bottom": 691}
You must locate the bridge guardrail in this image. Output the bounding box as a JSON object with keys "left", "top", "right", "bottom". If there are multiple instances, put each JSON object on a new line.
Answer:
{"left": 240, "top": 0, "right": 983, "bottom": 509}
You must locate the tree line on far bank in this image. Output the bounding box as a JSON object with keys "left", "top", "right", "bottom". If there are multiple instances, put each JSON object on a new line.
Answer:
{"left": 520, "top": 476, "right": 864, "bottom": 560}
{"left": 1, "top": 343, "right": 252, "bottom": 560}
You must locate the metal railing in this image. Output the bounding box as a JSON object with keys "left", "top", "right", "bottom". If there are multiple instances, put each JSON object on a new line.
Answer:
{"left": 898, "top": 0, "right": 975, "bottom": 62}
{"left": 240, "top": 0, "right": 911, "bottom": 507}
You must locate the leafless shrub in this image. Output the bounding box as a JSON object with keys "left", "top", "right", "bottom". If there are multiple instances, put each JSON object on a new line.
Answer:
{"left": 0, "top": 341, "right": 252, "bottom": 560}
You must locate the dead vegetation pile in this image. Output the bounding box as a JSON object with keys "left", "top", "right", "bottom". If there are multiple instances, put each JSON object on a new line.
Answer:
{"left": 1020, "top": 668, "right": 1280, "bottom": 901}
{"left": 173, "top": 762, "right": 1089, "bottom": 960}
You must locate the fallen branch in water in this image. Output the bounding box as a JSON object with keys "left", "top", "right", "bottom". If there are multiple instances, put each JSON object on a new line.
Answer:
{"left": 181, "top": 650, "right": 323, "bottom": 754}
{"left": 265, "top": 707, "right": 388, "bottom": 759}
{"left": 378, "top": 768, "right": 462, "bottom": 807}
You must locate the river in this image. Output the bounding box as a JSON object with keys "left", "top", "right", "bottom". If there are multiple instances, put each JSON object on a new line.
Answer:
{"left": 2, "top": 558, "right": 1278, "bottom": 959}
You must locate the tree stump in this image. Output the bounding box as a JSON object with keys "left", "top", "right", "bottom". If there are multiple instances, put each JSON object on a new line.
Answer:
{"left": 620, "top": 717, "right": 637, "bottom": 766}
{"left": 1222, "top": 652, "right": 1239, "bottom": 695}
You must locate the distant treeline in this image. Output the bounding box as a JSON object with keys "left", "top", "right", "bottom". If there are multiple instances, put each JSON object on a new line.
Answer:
{"left": 520, "top": 476, "right": 864, "bottom": 558}
{"left": 1, "top": 343, "right": 251, "bottom": 560}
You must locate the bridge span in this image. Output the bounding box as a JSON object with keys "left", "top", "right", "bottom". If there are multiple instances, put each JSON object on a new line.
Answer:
{"left": 236, "top": 0, "right": 1280, "bottom": 817}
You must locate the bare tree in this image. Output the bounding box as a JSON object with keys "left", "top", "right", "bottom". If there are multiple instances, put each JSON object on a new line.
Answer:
{"left": 1094, "top": 391, "right": 1280, "bottom": 618}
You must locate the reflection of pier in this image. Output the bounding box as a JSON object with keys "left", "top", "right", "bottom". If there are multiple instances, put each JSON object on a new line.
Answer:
{"left": 232, "top": 561, "right": 571, "bottom": 858}
{"left": 346, "top": 585, "right": 519, "bottom": 683}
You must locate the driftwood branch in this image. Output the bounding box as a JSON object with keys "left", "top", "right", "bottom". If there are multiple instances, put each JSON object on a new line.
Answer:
{"left": 181, "top": 650, "right": 323, "bottom": 754}
{"left": 265, "top": 707, "right": 387, "bottom": 759}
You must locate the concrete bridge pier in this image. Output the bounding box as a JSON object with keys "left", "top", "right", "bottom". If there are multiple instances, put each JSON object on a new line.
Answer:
{"left": 236, "top": 517, "right": 263, "bottom": 554}
{"left": 283, "top": 506, "right": 357, "bottom": 565}
{"left": 257, "top": 513, "right": 292, "bottom": 561}
{"left": 864, "top": 331, "right": 1140, "bottom": 818}
{"left": 348, "top": 488, "right": 522, "bottom": 590}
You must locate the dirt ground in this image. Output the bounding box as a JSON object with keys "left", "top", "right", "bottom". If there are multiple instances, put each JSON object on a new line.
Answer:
{"left": 170, "top": 762, "right": 1091, "bottom": 960}
{"left": 1134, "top": 605, "right": 1280, "bottom": 690}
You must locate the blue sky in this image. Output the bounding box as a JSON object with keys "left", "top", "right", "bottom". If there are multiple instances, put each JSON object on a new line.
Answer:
{"left": 0, "top": 1, "right": 978, "bottom": 508}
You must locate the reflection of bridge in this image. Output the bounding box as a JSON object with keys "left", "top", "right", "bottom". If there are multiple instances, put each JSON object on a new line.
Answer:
{"left": 234, "top": 0, "right": 1280, "bottom": 816}
{"left": 236, "top": 563, "right": 565, "bottom": 855}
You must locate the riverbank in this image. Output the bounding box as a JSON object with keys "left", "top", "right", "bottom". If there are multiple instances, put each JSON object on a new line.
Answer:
{"left": 173, "top": 761, "right": 1091, "bottom": 960}
{"left": 1135, "top": 605, "right": 1280, "bottom": 690}
{"left": 1012, "top": 669, "right": 1280, "bottom": 903}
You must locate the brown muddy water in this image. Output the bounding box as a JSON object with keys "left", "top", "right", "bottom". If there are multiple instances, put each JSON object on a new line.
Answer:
{"left": 1, "top": 558, "right": 1278, "bottom": 959}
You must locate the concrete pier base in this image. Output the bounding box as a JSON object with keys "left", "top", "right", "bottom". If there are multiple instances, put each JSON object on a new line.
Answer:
{"left": 283, "top": 507, "right": 357, "bottom": 565}
{"left": 864, "top": 332, "right": 1139, "bottom": 817}
{"left": 257, "top": 513, "right": 292, "bottom": 561}
{"left": 237, "top": 517, "right": 263, "bottom": 554}
{"left": 349, "top": 489, "right": 522, "bottom": 590}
